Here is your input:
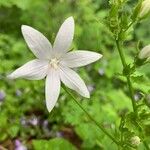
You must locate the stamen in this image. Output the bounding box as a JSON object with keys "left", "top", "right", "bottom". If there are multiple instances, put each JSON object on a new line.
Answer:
{"left": 49, "top": 58, "right": 59, "bottom": 69}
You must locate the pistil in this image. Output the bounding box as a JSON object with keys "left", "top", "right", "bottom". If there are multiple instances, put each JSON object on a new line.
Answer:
{"left": 49, "top": 58, "right": 59, "bottom": 69}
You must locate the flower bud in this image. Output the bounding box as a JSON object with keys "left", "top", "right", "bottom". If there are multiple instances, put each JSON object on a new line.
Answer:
{"left": 139, "top": 0, "right": 150, "bottom": 18}
{"left": 130, "top": 136, "right": 141, "bottom": 146}
{"left": 138, "top": 45, "right": 150, "bottom": 60}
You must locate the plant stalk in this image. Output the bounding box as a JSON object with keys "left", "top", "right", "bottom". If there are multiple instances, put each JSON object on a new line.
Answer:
{"left": 116, "top": 40, "right": 136, "bottom": 112}
{"left": 124, "top": 21, "right": 135, "bottom": 33}
{"left": 144, "top": 141, "right": 150, "bottom": 150}
{"left": 62, "top": 85, "right": 120, "bottom": 146}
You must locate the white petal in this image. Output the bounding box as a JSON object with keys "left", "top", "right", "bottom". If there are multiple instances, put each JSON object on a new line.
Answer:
{"left": 59, "top": 66, "right": 90, "bottom": 98}
{"left": 60, "top": 50, "right": 102, "bottom": 68}
{"left": 8, "top": 59, "right": 49, "bottom": 80}
{"left": 45, "top": 69, "right": 60, "bottom": 112}
{"left": 53, "top": 17, "right": 74, "bottom": 58}
{"left": 22, "top": 25, "right": 52, "bottom": 59}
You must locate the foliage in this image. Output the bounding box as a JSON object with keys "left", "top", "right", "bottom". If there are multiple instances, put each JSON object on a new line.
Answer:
{"left": 0, "top": 0, "right": 150, "bottom": 149}
{"left": 32, "top": 138, "right": 77, "bottom": 150}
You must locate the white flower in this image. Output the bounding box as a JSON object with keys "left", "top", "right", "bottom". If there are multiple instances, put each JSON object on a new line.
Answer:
{"left": 139, "top": 0, "right": 150, "bottom": 18}
{"left": 8, "top": 17, "right": 102, "bottom": 112}
{"left": 138, "top": 44, "right": 150, "bottom": 60}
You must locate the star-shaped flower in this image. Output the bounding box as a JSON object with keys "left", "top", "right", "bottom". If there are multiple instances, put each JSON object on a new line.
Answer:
{"left": 8, "top": 17, "right": 102, "bottom": 112}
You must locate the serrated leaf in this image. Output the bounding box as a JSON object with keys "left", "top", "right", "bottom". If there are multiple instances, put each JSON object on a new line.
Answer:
{"left": 32, "top": 138, "right": 77, "bottom": 150}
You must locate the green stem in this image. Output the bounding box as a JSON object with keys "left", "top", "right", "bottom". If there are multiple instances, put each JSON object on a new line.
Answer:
{"left": 126, "top": 76, "right": 136, "bottom": 112}
{"left": 123, "top": 21, "right": 135, "bottom": 33}
{"left": 62, "top": 85, "right": 119, "bottom": 145}
{"left": 144, "top": 141, "right": 150, "bottom": 150}
{"left": 116, "top": 40, "right": 136, "bottom": 112}
{"left": 116, "top": 40, "right": 126, "bottom": 67}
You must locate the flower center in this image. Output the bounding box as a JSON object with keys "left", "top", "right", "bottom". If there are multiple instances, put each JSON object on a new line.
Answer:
{"left": 49, "top": 58, "right": 59, "bottom": 69}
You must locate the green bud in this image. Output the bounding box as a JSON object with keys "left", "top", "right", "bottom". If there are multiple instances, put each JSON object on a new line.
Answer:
{"left": 139, "top": 0, "right": 150, "bottom": 18}
{"left": 131, "top": 1, "right": 143, "bottom": 21}
{"left": 138, "top": 45, "right": 150, "bottom": 60}
{"left": 130, "top": 136, "right": 141, "bottom": 146}
{"left": 135, "top": 57, "right": 145, "bottom": 67}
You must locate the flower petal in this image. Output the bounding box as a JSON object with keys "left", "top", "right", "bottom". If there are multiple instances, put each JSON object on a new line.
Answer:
{"left": 59, "top": 66, "right": 90, "bottom": 98}
{"left": 8, "top": 59, "right": 49, "bottom": 80}
{"left": 60, "top": 50, "right": 102, "bottom": 68}
{"left": 45, "top": 69, "right": 60, "bottom": 112}
{"left": 53, "top": 17, "right": 74, "bottom": 58}
{"left": 21, "top": 25, "right": 52, "bottom": 59}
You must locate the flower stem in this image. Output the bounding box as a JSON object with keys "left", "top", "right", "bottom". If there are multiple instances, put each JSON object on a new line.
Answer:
{"left": 116, "top": 40, "right": 136, "bottom": 112}
{"left": 62, "top": 85, "right": 119, "bottom": 145}
{"left": 144, "top": 141, "right": 150, "bottom": 150}
{"left": 123, "top": 21, "right": 135, "bottom": 33}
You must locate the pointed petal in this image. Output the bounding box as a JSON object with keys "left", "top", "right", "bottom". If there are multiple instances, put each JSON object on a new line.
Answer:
{"left": 22, "top": 25, "right": 52, "bottom": 59}
{"left": 61, "top": 50, "right": 102, "bottom": 68}
{"left": 8, "top": 59, "right": 49, "bottom": 80}
{"left": 53, "top": 17, "right": 74, "bottom": 57}
{"left": 59, "top": 66, "right": 90, "bottom": 98}
{"left": 45, "top": 69, "right": 60, "bottom": 112}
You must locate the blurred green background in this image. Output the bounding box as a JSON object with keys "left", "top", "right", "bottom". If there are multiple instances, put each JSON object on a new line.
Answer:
{"left": 0, "top": 0, "right": 150, "bottom": 149}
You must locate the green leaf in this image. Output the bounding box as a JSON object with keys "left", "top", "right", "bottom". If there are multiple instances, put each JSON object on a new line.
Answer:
{"left": 32, "top": 138, "right": 77, "bottom": 150}
{"left": 8, "top": 124, "right": 20, "bottom": 138}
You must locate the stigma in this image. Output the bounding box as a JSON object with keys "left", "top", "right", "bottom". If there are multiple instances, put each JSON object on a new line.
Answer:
{"left": 49, "top": 58, "right": 59, "bottom": 69}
